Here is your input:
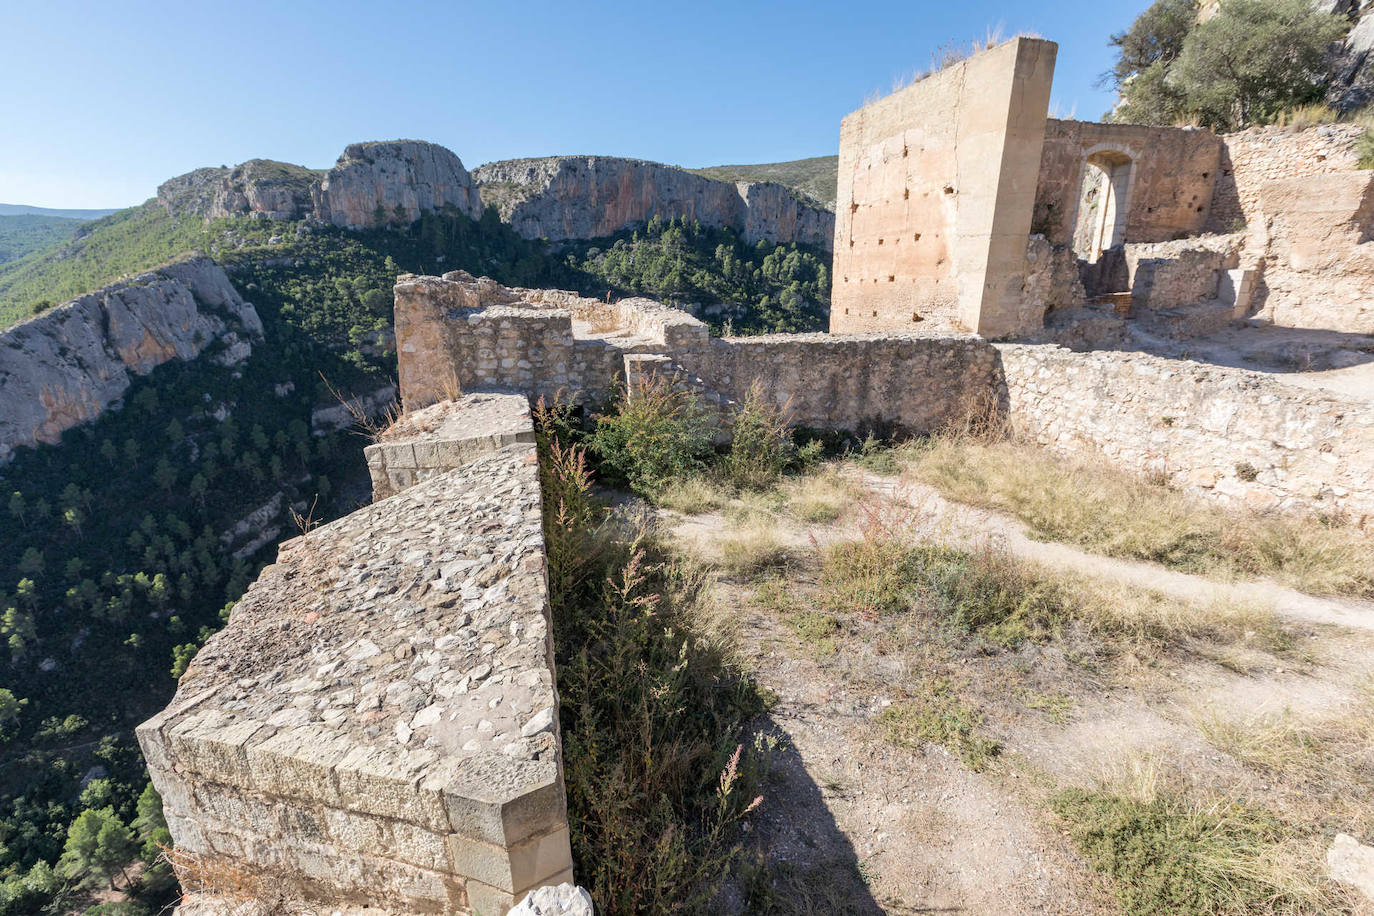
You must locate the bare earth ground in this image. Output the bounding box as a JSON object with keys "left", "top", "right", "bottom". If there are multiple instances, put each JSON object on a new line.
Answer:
{"left": 1128, "top": 323, "right": 1374, "bottom": 404}
{"left": 661, "top": 467, "right": 1374, "bottom": 915}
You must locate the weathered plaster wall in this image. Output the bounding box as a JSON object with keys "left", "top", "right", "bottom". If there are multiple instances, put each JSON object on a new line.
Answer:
{"left": 138, "top": 399, "right": 573, "bottom": 916}
{"left": 996, "top": 344, "right": 1374, "bottom": 522}
{"left": 1033, "top": 120, "right": 1222, "bottom": 247}
{"left": 830, "top": 37, "right": 1057, "bottom": 338}
{"left": 1206, "top": 124, "right": 1365, "bottom": 232}
{"left": 1251, "top": 170, "right": 1374, "bottom": 333}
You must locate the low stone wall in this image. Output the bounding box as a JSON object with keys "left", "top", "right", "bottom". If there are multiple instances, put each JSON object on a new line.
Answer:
{"left": 995, "top": 344, "right": 1374, "bottom": 523}
{"left": 138, "top": 398, "right": 572, "bottom": 915}
{"left": 395, "top": 272, "right": 1001, "bottom": 435}
{"left": 365, "top": 394, "right": 537, "bottom": 501}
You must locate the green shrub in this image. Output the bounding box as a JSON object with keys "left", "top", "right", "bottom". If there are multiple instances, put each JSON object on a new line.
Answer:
{"left": 1052, "top": 788, "right": 1321, "bottom": 915}
{"left": 721, "top": 382, "right": 795, "bottom": 490}
{"left": 590, "top": 375, "right": 716, "bottom": 497}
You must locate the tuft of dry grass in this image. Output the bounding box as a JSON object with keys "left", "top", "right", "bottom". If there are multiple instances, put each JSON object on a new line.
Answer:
{"left": 783, "top": 466, "right": 855, "bottom": 524}
{"left": 1191, "top": 683, "right": 1374, "bottom": 833}
{"left": 656, "top": 476, "right": 730, "bottom": 515}
{"left": 896, "top": 435, "right": 1374, "bottom": 599}
{"left": 716, "top": 519, "right": 791, "bottom": 577}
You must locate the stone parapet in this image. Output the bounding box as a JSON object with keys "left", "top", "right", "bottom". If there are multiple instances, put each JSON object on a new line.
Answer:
{"left": 138, "top": 399, "right": 572, "bottom": 915}
{"left": 995, "top": 343, "right": 1374, "bottom": 523}
{"left": 365, "top": 394, "right": 537, "bottom": 501}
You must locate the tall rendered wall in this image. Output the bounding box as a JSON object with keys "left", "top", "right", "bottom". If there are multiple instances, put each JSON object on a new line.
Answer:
{"left": 829, "top": 37, "right": 1057, "bottom": 338}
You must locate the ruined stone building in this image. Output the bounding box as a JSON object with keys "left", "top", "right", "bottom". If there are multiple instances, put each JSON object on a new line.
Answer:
{"left": 136, "top": 35, "right": 1374, "bottom": 916}
{"left": 831, "top": 36, "right": 1374, "bottom": 339}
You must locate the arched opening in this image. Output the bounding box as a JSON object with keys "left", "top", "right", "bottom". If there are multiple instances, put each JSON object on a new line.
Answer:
{"left": 1072, "top": 150, "right": 1133, "bottom": 264}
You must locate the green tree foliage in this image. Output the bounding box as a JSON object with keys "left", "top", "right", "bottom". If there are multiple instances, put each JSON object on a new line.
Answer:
{"left": 56, "top": 808, "right": 137, "bottom": 889}
{"left": 590, "top": 375, "right": 717, "bottom": 497}
{"left": 1109, "top": 0, "right": 1347, "bottom": 130}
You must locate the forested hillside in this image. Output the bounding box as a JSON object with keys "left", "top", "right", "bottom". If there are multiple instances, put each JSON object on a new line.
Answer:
{"left": 0, "top": 216, "right": 85, "bottom": 267}
{"left": 0, "top": 197, "right": 831, "bottom": 913}
{"left": 689, "top": 155, "right": 839, "bottom": 209}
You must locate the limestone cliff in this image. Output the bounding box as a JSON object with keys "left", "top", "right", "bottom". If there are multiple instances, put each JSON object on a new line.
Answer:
{"left": 473, "top": 156, "right": 835, "bottom": 250}
{"left": 312, "top": 140, "right": 483, "bottom": 229}
{"left": 157, "top": 141, "right": 482, "bottom": 229}
{"left": 0, "top": 256, "right": 262, "bottom": 461}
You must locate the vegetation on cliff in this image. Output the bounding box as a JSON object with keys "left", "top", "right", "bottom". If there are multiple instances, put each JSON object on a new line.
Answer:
{"left": 1107, "top": 0, "right": 1348, "bottom": 130}
{"left": 688, "top": 156, "right": 839, "bottom": 210}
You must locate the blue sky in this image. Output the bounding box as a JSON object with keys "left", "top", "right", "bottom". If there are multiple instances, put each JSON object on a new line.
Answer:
{"left": 1, "top": 0, "right": 1150, "bottom": 209}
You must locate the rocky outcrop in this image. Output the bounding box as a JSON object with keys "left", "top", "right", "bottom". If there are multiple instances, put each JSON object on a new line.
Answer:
{"left": 313, "top": 141, "right": 483, "bottom": 229}
{"left": 0, "top": 256, "right": 262, "bottom": 461}
{"left": 1326, "top": 0, "right": 1374, "bottom": 110}
{"left": 157, "top": 141, "right": 482, "bottom": 229}
{"left": 473, "top": 156, "right": 835, "bottom": 250}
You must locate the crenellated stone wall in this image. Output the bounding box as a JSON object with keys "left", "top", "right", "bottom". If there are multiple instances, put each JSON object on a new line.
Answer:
{"left": 139, "top": 397, "right": 573, "bottom": 916}
{"left": 395, "top": 271, "right": 1000, "bottom": 436}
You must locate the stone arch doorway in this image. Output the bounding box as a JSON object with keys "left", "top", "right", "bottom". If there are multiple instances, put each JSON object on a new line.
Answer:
{"left": 1073, "top": 150, "right": 1134, "bottom": 263}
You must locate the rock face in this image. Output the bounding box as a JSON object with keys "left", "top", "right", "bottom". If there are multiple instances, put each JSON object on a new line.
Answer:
{"left": 313, "top": 140, "right": 483, "bottom": 229}
{"left": 473, "top": 156, "right": 835, "bottom": 250}
{"left": 157, "top": 141, "right": 482, "bottom": 229}
{"left": 0, "top": 256, "right": 262, "bottom": 461}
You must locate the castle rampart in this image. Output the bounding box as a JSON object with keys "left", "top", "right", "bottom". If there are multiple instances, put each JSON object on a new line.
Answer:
{"left": 138, "top": 396, "right": 572, "bottom": 915}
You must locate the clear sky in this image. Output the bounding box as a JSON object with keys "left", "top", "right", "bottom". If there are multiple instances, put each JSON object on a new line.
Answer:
{"left": 0, "top": 0, "right": 1150, "bottom": 209}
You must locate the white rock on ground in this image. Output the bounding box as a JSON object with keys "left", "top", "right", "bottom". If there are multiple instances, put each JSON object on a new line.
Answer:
{"left": 508, "top": 882, "right": 595, "bottom": 915}
{"left": 1328, "top": 833, "right": 1374, "bottom": 901}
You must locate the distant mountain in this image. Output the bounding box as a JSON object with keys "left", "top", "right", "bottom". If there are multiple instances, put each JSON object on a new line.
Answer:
{"left": 0, "top": 203, "right": 123, "bottom": 219}
{"left": 688, "top": 156, "right": 839, "bottom": 210}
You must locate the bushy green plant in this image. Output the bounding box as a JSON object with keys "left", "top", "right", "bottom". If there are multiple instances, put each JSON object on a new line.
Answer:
{"left": 1052, "top": 788, "right": 1320, "bottom": 915}
{"left": 721, "top": 382, "right": 795, "bottom": 490}
{"left": 590, "top": 375, "right": 716, "bottom": 497}
{"left": 1108, "top": 0, "right": 1347, "bottom": 130}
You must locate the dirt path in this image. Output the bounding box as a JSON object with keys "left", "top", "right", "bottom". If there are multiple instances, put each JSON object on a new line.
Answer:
{"left": 855, "top": 471, "right": 1374, "bottom": 633}
{"left": 718, "top": 575, "right": 1114, "bottom": 915}
{"left": 659, "top": 472, "right": 1374, "bottom": 914}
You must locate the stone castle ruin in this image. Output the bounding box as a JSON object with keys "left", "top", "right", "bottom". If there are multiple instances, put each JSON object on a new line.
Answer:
{"left": 831, "top": 37, "right": 1374, "bottom": 339}
{"left": 140, "top": 36, "right": 1374, "bottom": 916}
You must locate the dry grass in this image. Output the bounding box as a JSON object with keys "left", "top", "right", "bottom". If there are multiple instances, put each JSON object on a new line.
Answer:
{"left": 656, "top": 476, "right": 730, "bottom": 515}
{"left": 782, "top": 466, "right": 856, "bottom": 524}
{"left": 811, "top": 491, "right": 1290, "bottom": 661}
{"left": 715, "top": 518, "right": 791, "bottom": 577}
{"left": 1192, "top": 681, "right": 1374, "bottom": 833}
{"left": 159, "top": 845, "right": 273, "bottom": 910}
{"left": 895, "top": 435, "right": 1374, "bottom": 599}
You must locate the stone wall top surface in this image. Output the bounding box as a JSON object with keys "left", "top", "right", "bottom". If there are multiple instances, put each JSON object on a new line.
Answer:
{"left": 140, "top": 441, "right": 561, "bottom": 833}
